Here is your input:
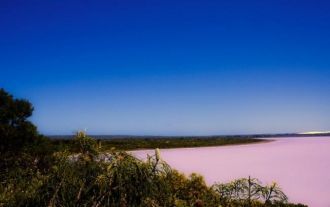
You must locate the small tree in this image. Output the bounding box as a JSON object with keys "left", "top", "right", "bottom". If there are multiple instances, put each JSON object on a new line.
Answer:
{"left": 71, "top": 131, "right": 99, "bottom": 162}
{"left": 0, "top": 88, "right": 39, "bottom": 151}
{"left": 261, "top": 182, "right": 288, "bottom": 204}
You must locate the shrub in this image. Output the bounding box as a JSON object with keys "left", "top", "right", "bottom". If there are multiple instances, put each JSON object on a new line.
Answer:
{"left": 212, "top": 177, "right": 290, "bottom": 206}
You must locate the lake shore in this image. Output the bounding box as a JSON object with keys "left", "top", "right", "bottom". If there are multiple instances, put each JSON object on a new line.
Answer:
{"left": 129, "top": 138, "right": 273, "bottom": 152}
{"left": 132, "top": 137, "right": 330, "bottom": 207}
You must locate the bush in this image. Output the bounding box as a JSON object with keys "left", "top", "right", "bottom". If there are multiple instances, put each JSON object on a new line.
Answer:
{"left": 212, "top": 177, "right": 290, "bottom": 206}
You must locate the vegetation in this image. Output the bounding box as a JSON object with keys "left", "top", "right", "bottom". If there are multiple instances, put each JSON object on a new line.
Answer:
{"left": 0, "top": 132, "right": 307, "bottom": 207}
{"left": 0, "top": 88, "right": 307, "bottom": 207}
{"left": 0, "top": 88, "right": 42, "bottom": 151}
{"left": 49, "top": 136, "right": 266, "bottom": 151}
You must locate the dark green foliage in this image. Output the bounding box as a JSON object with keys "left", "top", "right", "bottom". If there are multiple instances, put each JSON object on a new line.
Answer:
{"left": 0, "top": 88, "right": 39, "bottom": 151}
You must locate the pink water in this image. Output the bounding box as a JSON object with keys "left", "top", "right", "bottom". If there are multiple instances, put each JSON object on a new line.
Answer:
{"left": 132, "top": 137, "right": 330, "bottom": 207}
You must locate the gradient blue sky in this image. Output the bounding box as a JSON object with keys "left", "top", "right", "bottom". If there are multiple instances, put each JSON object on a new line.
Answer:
{"left": 1, "top": 0, "right": 329, "bottom": 135}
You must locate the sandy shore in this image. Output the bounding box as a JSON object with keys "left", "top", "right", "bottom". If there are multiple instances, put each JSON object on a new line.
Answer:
{"left": 132, "top": 137, "right": 330, "bottom": 207}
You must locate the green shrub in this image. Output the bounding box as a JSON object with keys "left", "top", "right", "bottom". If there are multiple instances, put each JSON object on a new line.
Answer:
{"left": 212, "top": 177, "right": 290, "bottom": 206}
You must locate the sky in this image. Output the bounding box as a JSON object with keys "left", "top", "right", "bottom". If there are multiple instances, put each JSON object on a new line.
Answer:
{"left": 1, "top": 0, "right": 329, "bottom": 135}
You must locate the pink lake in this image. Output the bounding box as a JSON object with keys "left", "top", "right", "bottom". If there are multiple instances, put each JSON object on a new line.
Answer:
{"left": 132, "top": 137, "right": 330, "bottom": 207}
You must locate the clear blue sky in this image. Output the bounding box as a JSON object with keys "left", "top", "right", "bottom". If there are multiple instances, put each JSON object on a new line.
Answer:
{"left": 1, "top": 0, "right": 329, "bottom": 135}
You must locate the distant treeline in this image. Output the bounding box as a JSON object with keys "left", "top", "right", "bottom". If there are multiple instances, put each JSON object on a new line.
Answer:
{"left": 49, "top": 132, "right": 330, "bottom": 140}
{"left": 47, "top": 133, "right": 329, "bottom": 151}
{"left": 48, "top": 136, "right": 265, "bottom": 151}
